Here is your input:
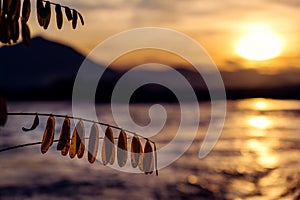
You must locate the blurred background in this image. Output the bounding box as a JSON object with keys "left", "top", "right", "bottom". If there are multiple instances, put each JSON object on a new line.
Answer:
{"left": 0, "top": 0, "right": 300, "bottom": 199}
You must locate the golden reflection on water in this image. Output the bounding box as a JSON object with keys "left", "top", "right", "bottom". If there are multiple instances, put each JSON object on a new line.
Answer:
{"left": 240, "top": 99, "right": 279, "bottom": 169}
{"left": 248, "top": 116, "right": 272, "bottom": 130}
{"left": 245, "top": 139, "right": 279, "bottom": 169}
{"left": 253, "top": 99, "right": 268, "bottom": 110}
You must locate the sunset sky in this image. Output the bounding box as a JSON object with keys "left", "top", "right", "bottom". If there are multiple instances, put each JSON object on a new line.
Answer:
{"left": 27, "top": 0, "right": 300, "bottom": 73}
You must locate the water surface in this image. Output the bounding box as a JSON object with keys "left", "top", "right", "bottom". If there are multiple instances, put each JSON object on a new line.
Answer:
{"left": 0, "top": 99, "right": 299, "bottom": 199}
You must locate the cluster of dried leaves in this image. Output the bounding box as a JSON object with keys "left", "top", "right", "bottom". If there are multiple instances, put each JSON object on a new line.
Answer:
{"left": 0, "top": 0, "right": 84, "bottom": 46}
{"left": 0, "top": 98, "right": 157, "bottom": 175}
{"left": 22, "top": 114, "right": 156, "bottom": 175}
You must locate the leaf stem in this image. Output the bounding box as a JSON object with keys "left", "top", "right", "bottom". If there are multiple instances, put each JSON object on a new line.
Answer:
{"left": 7, "top": 112, "right": 150, "bottom": 141}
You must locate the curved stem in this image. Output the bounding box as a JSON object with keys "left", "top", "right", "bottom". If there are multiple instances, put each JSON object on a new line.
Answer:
{"left": 0, "top": 139, "right": 58, "bottom": 152}
{"left": 153, "top": 142, "right": 159, "bottom": 176}
{"left": 7, "top": 112, "right": 150, "bottom": 141}
{"left": 42, "top": 0, "right": 77, "bottom": 10}
{"left": 4, "top": 112, "right": 159, "bottom": 176}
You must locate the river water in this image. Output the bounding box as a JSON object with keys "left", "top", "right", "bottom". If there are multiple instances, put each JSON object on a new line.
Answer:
{"left": 0, "top": 99, "right": 299, "bottom": 199}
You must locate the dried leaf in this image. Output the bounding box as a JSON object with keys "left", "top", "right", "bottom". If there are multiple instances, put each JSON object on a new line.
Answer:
{"left": 88, "top": 123, "right": 99, "bottom": 164}
{"left": 21, "top": 19, "right": 30, "bottom": 46}
{"left": 65, "top": 7, "right": 72, "bottom": 21}
{"left": 0, "top": 96, "right": 8, "bottom": 126}
{"left": 57, "top": 117, "right": 70, "bottom": 156}
{"left": 0, "top": 17, "right": 7, "bottom": 44}
{"left": 2, "top": 0, "right": 12, "bottom": 16}
{"left": 55, "top": 4, "right": 63, "bottom": 29}
{"left": 102, "top": 127, "right": 115, "bottom": 165}
{"left": 69, "top": 120, "right": 85, "bottom": 158}
{"left": 22, "top": 114, "right": 39, "bottom": 132}
{"left": 78, "top": 12, "right": 84, "bottom": 26}
{"left": 41, "top": 115, "right": 55, "bottom": 154}
{"left": 11, "top": 19, "right": 19, "bottom": 43}
{"left": 143, "top": 140, "right": 154, "bottom": 175}
{"left": 36, "top": 0, "right": 46, "bottom": 26}
{"left": 22, "top": 0, "right": 31, "bottom": 23}
{"left": 130, "top": 136, "right": 143, "bottom": 170}
{"left": 43, "top": 1, "right": 51, "bottom": 30}
{"left": 69, "top": 125, "right": 78, "bottom": 159}
{"left": 1, "top": 17, "right": 11, "bottom": 44}
{"left": 71, "top": 9, "right": 77, "bottom": 29}
{"left": 9, "top": 0, "right": 21, "bottom": 20}
{"left": 76, "top": 120, "right": 85, "bottom": 159}
{"left": 117, "top": 130, "right": 128, "bottom": 167}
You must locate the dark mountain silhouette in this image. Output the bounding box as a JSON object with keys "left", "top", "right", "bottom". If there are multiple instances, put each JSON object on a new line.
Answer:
{"left": 0, "top": 37, "right": 118, "bottom": 101}
{"left": 0, "top": 37, "right": 300, "bottom": 101}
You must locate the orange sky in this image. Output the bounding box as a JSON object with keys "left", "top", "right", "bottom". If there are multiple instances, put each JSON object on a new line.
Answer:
{"left": 26, "top": 0, "right": 300, "bottom": 73}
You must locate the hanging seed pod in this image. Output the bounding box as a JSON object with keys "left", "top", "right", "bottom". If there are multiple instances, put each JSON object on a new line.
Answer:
{"left": 36, "top": 0, "right": 46, "bottom": 26}
{"left": 41, "top": 115, "right": 55, "bottom": 154}
{"left": 2, "top": 0, "right": 12, "bottom": 16}
{"left": 22, "top": 114, "right": 39, "bottom": 132}
{"left": 21, "top": 19, "right": 30, "bottom": 46}
{"left": 0, "top": 96, "right": 8, "bottom": 126}
{"left": 143, "top": 140, "right": 154, "bottom": 175}
{"left": 69, "top": 124, "right": 78, "bottom": 159}
{"left": 57, "top": 117, "right": 70, "bottom": 156}
{"left": 55, "top": 4, "right": 63, "bottom": 29}
{"left": 130, "top": 136, "right": 143, "bottom": 170}
{"left": 69, "top": 120, "right": 84, "bottom": 158}
{"left": 71, "top": 9, "right": 77, "bottom": 29}
{"left": 88, "top": 123, "right": 99, "bottom": 164}
{"left": 65, "top": 7, "right": 72, "bottom": 21}
{"left": 11, "top": 19, "right": 19, "bottom": 43}
{"left": 2, "top": 17, "right": 11, "bottom": 44}
{"left": 117, "top": 130, "right": 128, "bottom": 167}
{"left": 102, "top": 127, "right": 115, "bottom": 165}
{"left": 76, "top": 120, "right": 85, "bottom": 159}
{"left": 10, "top": 0, "right": 21, "bottom": 21}
{"left": 22, "top": 0, "right": 31, "bottom": 23}
{"left": 78, "top": 12, "right": 84, "bottom": 26}
{"left": 43, "top": 1, "right": 51, "bottom": 30}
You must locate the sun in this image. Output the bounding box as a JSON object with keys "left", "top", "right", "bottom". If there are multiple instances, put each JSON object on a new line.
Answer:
{"left": 236, "top": 24, "right": 283, "bottom": 61}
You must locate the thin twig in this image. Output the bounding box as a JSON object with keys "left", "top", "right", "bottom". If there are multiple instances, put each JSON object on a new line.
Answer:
{"left": 153, "top": 142, "right": 159, "bottom": 176}
{"left": 0, "top": 139, "right": 58, "bottom": 152}
{"left": 7, "top": 112, "right": 151, "bottom": 142}
{"left": 42, "top": 0, "right": 77, "bottom": 10}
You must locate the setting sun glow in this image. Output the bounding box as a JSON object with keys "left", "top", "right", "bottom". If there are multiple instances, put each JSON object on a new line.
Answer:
{"left": 236, "top": 25, "right": 283, "bottom": 61}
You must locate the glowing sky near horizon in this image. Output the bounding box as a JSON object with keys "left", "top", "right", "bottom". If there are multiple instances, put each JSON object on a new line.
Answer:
{"left": 26, "top": 0, "right": 300, "bottom": 72}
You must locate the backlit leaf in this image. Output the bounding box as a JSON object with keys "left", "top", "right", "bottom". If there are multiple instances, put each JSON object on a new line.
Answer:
{"left": 102, "top": 127, "right": 115, "bottom": 165}
{"left": 22, "top": 114, "right": 39, "bottom": 132}
{"left": 117, "top": 130, "right": 128, "bottom": 167}
{"left": 43, "top": 1, "right": 51, "bottom": 30}
{"left": 22, "top": 0, "right": 31, "bottom": 23}
{"left": 65, "top": 7, "right": 72, "bottom": 21}
{"left": 21, "top": 19, "right": 30, "bottom": 47}
{"left": 88, "top": 123, "right": 99, "bottom": 164}
{"left": 55, "top": 4, "right": 63, "bottom": 29}
{"left": 143, "top": 140, "right": 154, "bottom": 175}
{"left": 57, "top": 117, "right": 70, "bottom": 156}
{"left": 41, "top": 115, "right": 55, "bottom": 154}
{"left": 130, "top": 136, "right": 143, "bottom": 171}
{"left": 78, "top": 12, "right": 84, "bottom": 26}
{"left": 76, "top": 120, "right": 85, "bottom": 159}
{"left": 71, "top": 9, "right": 77, "bottom": 29}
